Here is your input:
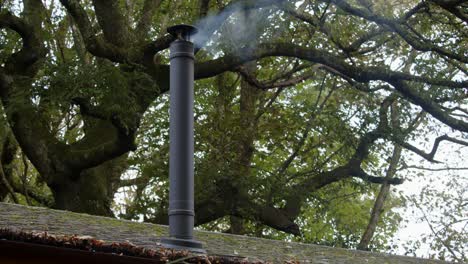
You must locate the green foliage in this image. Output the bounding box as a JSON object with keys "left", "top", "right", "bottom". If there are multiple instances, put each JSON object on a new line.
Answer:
{"left": 259, "top": 180, "right": 403, "bottom": 251}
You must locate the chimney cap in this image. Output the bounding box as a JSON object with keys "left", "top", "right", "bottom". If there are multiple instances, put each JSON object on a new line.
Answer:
{"left": 167, "top": 24, "right": 198, "bottom": 41}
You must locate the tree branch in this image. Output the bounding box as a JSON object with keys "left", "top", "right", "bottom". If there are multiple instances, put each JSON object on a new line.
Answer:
{"left": 66, "top": 117, "right": 137, "bottom": 172}
{"left": 278, "top": 97, "right": 397, "bottom": 232}
{"left": 430, "top": 0, "right": 468, "bottom": 23}
{"left": 10, "top": 179, "right": 54, "bottom": 207}
{"left": 0, "top": 132, "right": 19, "bottom": 204}
{"left": 91, "top": 0, "right": 133, "bottom": 47}
{"left": 198, "top": 0, "right": 211, "bottom": 18}
{"left": 276, "top": 0, "right": 318, "bottom": 26}
{"left": 194, "top": 43, "right": 468, "bottom": 132}
{"left": 353, "top": 168, "right": 404, "bottom": 185}
{"left": 327, "top": 0, "right": 467, "bottom": 63}
{"left": 411, "top": 196, "right": 463, "bottom": 262}
{"left": 264, "top": 72, "right": 315, "bottom": 89}
{"left": 20, "top": 153, "right": 31, "bottom": 205}
{"left": 0, "top": 11, "right": 46, "bottom": 74}
{"left": 71, "top": 97, "right": 139, "bottom": 142}
{"left": 141, "top": 34, "right": 174, "bottom": 66}
{"left": 238, "top": 66, "right": 315, "bottom": 90}
{"left": 196, "top": 43, "right": 467, "bottom": 88}
{"left": 274, "top": 75, "right": 333, "bottom": 179}
{"left": 266, "top": 62, "right": 313, "bottom": 82}
{"left": 0, "top": 11, "right": 35, "bottom": 46}
{"left": 136, "top": 0, "right": 164, "bottom": 38}
{"left": 400, "top": 165, "right": 468, "bottom": 172}
{"left": 71, "top": 97, "right": 109, "bottom": 120}
{"left": 0, "top": 166, "right": 18, "bottom": 203}
{"left": 59, "top": 0, "right": 129, "bottom": 62}
{"left": 277, "top": 1, "right": 387, "bottom": 54}
{"left": 0, "top": 9, "right": 70, "bottom": 184}
{"left": 118, "top": 175, "right": 150, "bottom": 188}
{"left": 358, "top": 141, "right": 403, "bottom": 250}
{"left": 398, "top": 135, "right": 468, "bottom": 163}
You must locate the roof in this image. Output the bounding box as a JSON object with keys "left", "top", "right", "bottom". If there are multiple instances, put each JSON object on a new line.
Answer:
{"left": 0, "top": 203, "right": 451, "bottom": 264}
{"left": 0, "top": 229, "right": 262, "bottom": 264}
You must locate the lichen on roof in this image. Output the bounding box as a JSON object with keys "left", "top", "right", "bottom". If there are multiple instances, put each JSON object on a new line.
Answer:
{"left": 0, "top": 203, "right": 451, "bottom": 264}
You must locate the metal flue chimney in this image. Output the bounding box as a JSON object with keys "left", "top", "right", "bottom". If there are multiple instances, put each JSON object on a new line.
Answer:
{"left": 160, "top": 24, "right": 205, "bottom": 253}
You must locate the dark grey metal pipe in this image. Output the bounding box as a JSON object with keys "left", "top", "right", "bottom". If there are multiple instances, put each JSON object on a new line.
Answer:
{"left": 169, "top": 39, "right": 195, "bottom": 240}
{"left": 161, "top": 25, "right": 204, "bottom": 253}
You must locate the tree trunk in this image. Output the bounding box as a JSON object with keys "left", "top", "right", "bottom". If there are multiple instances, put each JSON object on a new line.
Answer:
{"left": 357, "top": 143, "right": 402, "bottom": 250}
{"left": 0, "top": 130, "right": 18, "bottom": 202}
{"left": 229, "top": 216, "right": 246, "bottom": 235}
{"left": 50, "top": 155, "right": 128, "bottom": 216}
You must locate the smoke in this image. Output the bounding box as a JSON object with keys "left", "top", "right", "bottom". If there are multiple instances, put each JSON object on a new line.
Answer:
{"left": 192, "top": 1, "right": 274, "bottom": 56}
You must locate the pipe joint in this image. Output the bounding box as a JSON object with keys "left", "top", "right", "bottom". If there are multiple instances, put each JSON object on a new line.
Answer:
{"left": 168, "top": 209, "right": 195, "bottom": 216}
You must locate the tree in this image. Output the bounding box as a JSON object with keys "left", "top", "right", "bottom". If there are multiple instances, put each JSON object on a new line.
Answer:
{"left": 0, "top": 0, "right": 466, "bottom": 250}
{"left": 399, "top": 167, "right": 467, "bottom": 263}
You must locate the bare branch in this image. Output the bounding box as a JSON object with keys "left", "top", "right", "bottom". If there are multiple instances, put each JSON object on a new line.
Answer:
{"left": 354, "top": 168, "right": 404, "bottom": 185}
{"left": 399, "top": 135, "right": 468, "bottom": 163}
{"left": 443, "top": 106, "right": 468, "bottom": 117}
{"left": 400, "top": 165, "right": 468, "bottom": 172}
{"left": 230, "top": 200, "right": 301, "bottom": 236}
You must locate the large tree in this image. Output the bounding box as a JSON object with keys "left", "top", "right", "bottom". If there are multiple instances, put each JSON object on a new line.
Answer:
{"left": 0, "top": 0, "right": 466, "bottom": 245}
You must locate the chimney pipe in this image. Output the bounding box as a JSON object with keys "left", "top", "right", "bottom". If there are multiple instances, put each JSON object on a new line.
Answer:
{"left": 160, "top": 24, "right": 205, "bottom": 253}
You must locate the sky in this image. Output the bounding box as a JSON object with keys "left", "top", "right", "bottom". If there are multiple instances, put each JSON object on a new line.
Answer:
{"left": 393, "top": 124, "right": 467, "bottom": 259}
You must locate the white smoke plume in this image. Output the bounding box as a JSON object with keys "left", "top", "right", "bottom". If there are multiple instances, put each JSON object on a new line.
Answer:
{"left": 192, "top": 1, "right": 280, "bottom": 55}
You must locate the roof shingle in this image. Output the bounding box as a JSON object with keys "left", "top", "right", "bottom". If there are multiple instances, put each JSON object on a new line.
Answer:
{"left": 0, "top": 203, "right": 451, "bottom": 264}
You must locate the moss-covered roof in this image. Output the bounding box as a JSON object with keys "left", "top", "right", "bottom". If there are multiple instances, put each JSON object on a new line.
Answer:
{"left": 0, "top": 203, "right": 450, "bottom": 264}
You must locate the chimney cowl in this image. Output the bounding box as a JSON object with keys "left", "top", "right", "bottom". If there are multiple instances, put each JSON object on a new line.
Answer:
{"left": 167, "top": 24, "right": 198, "bottom": 41}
